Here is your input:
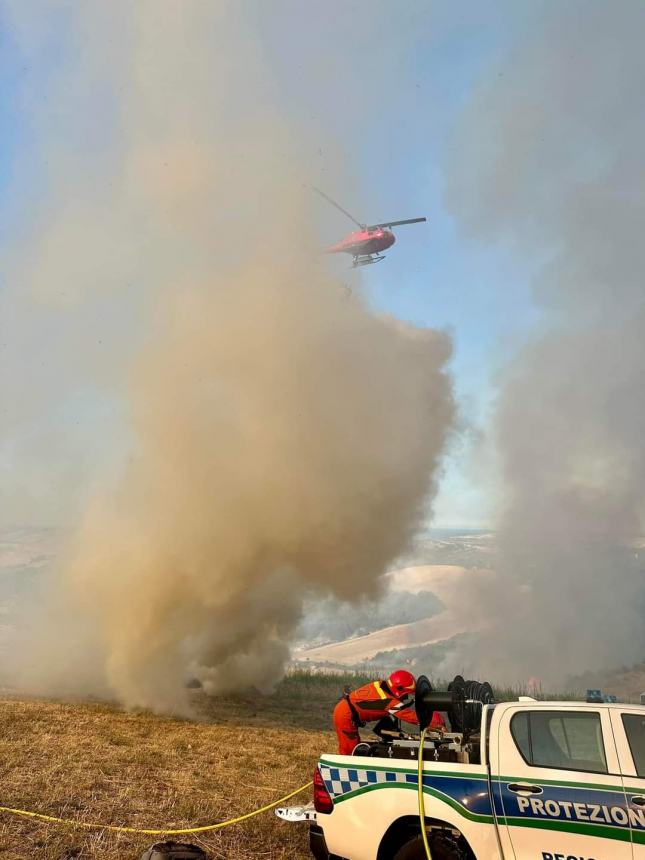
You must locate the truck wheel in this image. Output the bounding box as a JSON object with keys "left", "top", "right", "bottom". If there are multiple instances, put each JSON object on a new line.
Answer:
{"left": 393, "top": 836, "right": 427, "bottom": 860}
{"left": 394, "top": 833, "right": 467, "bottom": 860}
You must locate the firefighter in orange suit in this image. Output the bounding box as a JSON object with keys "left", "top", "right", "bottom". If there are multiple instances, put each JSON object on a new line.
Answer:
{"left": 333, "top": 669, "right": 446, "bottom": 755}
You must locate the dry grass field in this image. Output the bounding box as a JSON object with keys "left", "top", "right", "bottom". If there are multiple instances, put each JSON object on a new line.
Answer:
{"left": 0, "top": 670, "right": 584, "bottom": 859}
{"left": 0, "top": 672, "right": 368, "bottom": 860}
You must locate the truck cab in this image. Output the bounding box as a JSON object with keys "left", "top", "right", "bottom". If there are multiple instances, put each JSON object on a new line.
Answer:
{"left": 281, "top": 690, "right": 645, "bottom": 860}
{"left": 492, "top": 701, "right": 645, "bottom": 860}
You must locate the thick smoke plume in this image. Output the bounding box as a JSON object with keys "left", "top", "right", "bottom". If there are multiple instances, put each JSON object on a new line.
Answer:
{"left": 5, "top": 3, "right": 454, "bottom": 711}
{"left": 41, "top": 261, "right": 453, "bottom": 713}
{"left": 446, "top": 1, "right": 645, "bottom": 683}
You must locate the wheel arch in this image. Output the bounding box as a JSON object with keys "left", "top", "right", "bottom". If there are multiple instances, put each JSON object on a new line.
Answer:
{"left": 376, "top": 815, "right": 476, "bottom": 860}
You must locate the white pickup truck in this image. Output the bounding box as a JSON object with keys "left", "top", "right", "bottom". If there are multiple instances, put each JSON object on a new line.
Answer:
{"left": 280, "top": 682, "right": 645, "bottom": 860}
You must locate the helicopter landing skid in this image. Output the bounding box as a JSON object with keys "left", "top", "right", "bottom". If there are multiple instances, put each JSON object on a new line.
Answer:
{"left": 352, "top": 254, "right": 385, "bottom": 268}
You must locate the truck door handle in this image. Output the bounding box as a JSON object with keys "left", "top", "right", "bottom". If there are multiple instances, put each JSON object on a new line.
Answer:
{"left": 508, "top": 783, "right": 543, "bottom": 796}
{"left": 631, "top": 796, "right": 645, "bottom": 807}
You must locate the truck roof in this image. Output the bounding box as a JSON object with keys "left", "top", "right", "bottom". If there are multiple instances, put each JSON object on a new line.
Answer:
{"left": 506, "top": 699, "right": 645, "bottom": 710}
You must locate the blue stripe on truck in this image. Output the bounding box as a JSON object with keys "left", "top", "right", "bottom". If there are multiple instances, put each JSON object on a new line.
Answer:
{"left": 318, "top": 761, "right": 645, "bottom": 843}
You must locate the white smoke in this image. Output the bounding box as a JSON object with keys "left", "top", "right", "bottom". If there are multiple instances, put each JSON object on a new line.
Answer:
{"left": 445, "top": 0, "right": 645, "bottom": 683}
{"left": 3, "top": 2, "right": 455, "bottom": 712}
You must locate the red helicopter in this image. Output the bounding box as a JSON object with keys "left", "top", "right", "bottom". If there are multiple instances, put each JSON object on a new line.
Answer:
{"left": 315, "top": 187, "right": 426, "bottom": 267}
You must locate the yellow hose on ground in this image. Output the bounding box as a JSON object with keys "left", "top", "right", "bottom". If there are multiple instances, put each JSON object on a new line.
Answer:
{"left": 417, "top": 727, "right": 432, "bottom": 860}
{"left": 0, "top": 780, "right": 313, "bottom": 835}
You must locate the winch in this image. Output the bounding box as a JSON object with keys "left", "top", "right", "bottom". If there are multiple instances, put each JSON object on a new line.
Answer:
{"left": 352, "top": 674, "right": 495, "bottom": 765}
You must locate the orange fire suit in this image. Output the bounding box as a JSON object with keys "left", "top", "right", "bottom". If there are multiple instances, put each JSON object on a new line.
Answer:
{"left": 333, "top": 679, "right": 446, "bottom": 755}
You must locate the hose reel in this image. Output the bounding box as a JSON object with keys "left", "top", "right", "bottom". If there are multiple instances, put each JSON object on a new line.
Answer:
{"left": 415, "top": 674, "right": 495, "bottom": 733}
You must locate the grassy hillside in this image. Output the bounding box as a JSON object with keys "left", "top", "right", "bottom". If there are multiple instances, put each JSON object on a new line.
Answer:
{"left": 0, "top": 672, "right": 367, "bottom": 860}
{"left": 0, "top": 669, "right": 587, "bottom": 860}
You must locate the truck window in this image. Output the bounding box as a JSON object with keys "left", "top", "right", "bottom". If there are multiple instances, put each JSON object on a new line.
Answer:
{"left": 511, "top": 711, "right": 608, "bottom": 774}
{"left": 622, "top": 713, "right": 645, "bottom": 776}
{"left": 512, "top": 711, "right": 531, "bottom": 760}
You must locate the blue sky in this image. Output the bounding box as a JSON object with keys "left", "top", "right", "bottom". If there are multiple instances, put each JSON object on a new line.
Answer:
{"left": 244, "top": 1, "right": 545, "bottom": 526}
{"left": 253, "top": 1, "right": 553, "bottom": 526}
{"left": 0, "top": 2, "right": 550, "bottom": 530}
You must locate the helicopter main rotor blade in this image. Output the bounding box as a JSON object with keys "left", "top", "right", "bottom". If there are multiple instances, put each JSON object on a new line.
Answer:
{"left": 369, "top": 217, "right": 427, "bottom": 229}
{"left": 312, "top": 186, "right": 365, "bottom": 229}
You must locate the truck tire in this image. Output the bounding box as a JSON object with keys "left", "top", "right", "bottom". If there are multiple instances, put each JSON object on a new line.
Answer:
{"left": 393, "top": 836, "right": 426, "bottom": 860}
{"left": 393, "top": 833, "right": 468, "bottom": 860}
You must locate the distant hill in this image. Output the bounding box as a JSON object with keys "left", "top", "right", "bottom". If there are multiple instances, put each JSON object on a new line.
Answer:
{"left": 0, "top": 527, "right": 494, "bottom": 676}
{"left": 294, "top": 530, "right": 496, "bottom": 671}
{"left": 0, "top": 526, "right": 62, "bottom": 575}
